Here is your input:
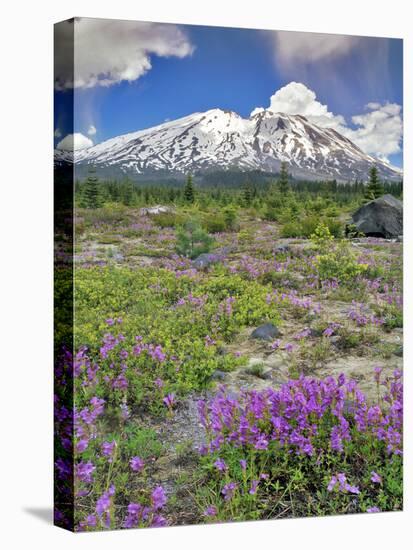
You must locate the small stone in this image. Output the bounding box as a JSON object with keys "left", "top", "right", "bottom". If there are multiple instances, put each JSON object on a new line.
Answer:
{"left": 393, "top": 345, "right": 403, "bottom": 357}
{"left": 275, "top": 245, "right": 290, "bottom": 254}
{"left": 250, "top": 323, "right": 282, "bottom": 341}
{"left": 193, "top": 253, "right": 224, "bottom": 270}
{"left": 211, "top": 369, "right": 226, "bottom": 381}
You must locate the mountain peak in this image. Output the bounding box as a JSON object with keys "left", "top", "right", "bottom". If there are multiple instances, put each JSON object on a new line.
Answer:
{"left": 55, "top": 108, "right": 402, "bottom": 183}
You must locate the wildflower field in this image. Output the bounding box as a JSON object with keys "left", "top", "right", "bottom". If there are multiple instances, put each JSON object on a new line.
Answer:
{"left": 54, "top": 184, "right": 403, "bottom": 530}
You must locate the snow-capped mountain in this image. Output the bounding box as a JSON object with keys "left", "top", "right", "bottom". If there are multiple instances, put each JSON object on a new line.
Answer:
{"left": 55, "top": 109, "right": 402, "bottom": 182}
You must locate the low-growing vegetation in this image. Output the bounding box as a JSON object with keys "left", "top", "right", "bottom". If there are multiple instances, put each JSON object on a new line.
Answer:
{"left": 55, "top": 173, "right": 403, "bottom": 530}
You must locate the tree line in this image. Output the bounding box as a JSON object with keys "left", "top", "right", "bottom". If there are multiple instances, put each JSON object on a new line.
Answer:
{"left": 76, "top": 163, "right": 402, "bottom": 209}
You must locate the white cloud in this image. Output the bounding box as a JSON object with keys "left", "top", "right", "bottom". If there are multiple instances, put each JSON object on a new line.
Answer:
{"left": 87, "top": 124, "right": 97, "bottom": 136}
{"left": 349, "top": 103, "right": 402, "bottom": 158}
{"left": 55, "top": 18, "right": 194, "bottom": 89}
{"left": 253, "top": 82, "right": 346, "bottom": 129}
{"left": 54, "top": 128, "right": 62, "bottom": 138}
{"left": 274, "top": 31, "right": 361, "bottom": 65}
{"left": 57, "top": 133, "right": 93, "bottom": 151}
{"left": 251, "top": 82, "right": 402, "bottom": 161}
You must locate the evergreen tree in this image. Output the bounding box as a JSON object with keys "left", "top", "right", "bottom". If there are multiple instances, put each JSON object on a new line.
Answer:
{"left": 184, "top": 174, "right": 195, "bottom": 203}
{"left": 175, "top": 220, "right": 214, "bottom": 259}
{"left": 278, "top": 161, "right": 289, "bottom": 194}
{"left": 242, "top": 179, "right": 253, "bottom": 206}
{"left": 364, "top": 165, "right": 384, "bottom": 201}
{"left": 121, "top": 180, "right": 134, "bottom": 206}
{"left": 83, "top": 166, "right": 100, "bottom": 209}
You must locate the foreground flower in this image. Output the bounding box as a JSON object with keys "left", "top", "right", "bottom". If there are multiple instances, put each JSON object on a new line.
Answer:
{"left": 101, "top": 440, "right": 116, "bottom": 461}
{"left": 151, "top": 486, "right": 167, "bottom": 510}
{"left": 327, "top": 473, "right": 360, "bottom": 495}
{"left": 214, "top": 458, "right": 227, "bottom": 472}
{"left": 249, "top": 480, "right": 259, "bottom": 495}
{"left": 371, "top": 471, "right": 382, "bottom": 484}
{"left": 367, "top": 506, "right": 381, "bottom": 513}
{"left": 130, "top": 456, "right": 144, "bottom": 472}
{"left": 75, "top": 460, "right": 95, "bottom": 484}
{"left": 163, "top": 393, "right": 175, "bottom": 410}
{"left": 96, "top": 485, "right": 115, "bottom": 527}
{"left": 203, "top": 505, "right": 218, "bottom": 517}
{"left": 222, "top": 482, "right": 237, "bottom": 501}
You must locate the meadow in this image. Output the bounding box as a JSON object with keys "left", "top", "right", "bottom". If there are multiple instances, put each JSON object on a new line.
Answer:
{"left": 54, "top": 178, "right": 403, "bottom": 530}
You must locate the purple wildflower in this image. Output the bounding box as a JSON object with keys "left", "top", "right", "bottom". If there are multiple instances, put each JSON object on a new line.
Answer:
{"left": 221, "top": 482, "right": 237, "bottom": 501}
{"left": 371, "top": 471, "right": 382, "bottom": 484}
{"left": 249, "top": 480, "right": 259, "bottom": 495}
{"left": 203, "top": 505, "right": 218, "bottom": 517}
{"left": 101, "top": 440, "right": 116, "bottom": 461}
{"left": 96, "top": 485, "right": 115, "bottom": 518}
{"left": 271, "top": 339, "right": 281, "bottom": 350}
{"left": 214, "top": 458, "right": 227, "bottom": 472}
{"left": 75, "top": 461, "right": 95, "bottom": 483}
{"left": 163, "top": 393, "right": 176, "bottom": 410}
{"left": 130, "top": 456, "right": 144, "bottom": 472}
{"left": 151, "top": 486, "right": 167, "bottom": 510}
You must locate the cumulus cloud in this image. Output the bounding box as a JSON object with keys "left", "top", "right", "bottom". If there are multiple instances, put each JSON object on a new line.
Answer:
{"left": 350, "top": 103, "right": 402, "bottom": 160}
{"left": 274, "top": 31, "right": 361, "bottom": 65}
{"left": 252, "top": 82, "right": 345, "bottom": 129}
{"left": 87, "top": 124, "right": 97, "bottom": 136}
{"left": 251, "top": 82, "right": 402, "bottom": 162}
{"left": 57, "top": 133, "right": 94, "bottom": 151}
{"left": 55, "top": 18, "right": 194, "bottom": 89}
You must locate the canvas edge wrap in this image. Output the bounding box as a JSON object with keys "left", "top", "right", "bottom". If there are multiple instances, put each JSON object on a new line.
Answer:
{"left": 54, "top": 18, "right": 75, "bottom": 532}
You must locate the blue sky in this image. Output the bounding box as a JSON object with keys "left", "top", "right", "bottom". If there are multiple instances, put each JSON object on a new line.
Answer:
{"left": 54, "top": 19, "right": 403, "bottom": 167}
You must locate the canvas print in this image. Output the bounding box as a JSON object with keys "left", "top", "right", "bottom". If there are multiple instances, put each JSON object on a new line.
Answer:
{"left": 54, "top": 17, "right": 403, "bottom": 531}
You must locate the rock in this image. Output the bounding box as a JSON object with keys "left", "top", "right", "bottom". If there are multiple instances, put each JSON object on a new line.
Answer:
{"left": 275, "top": 245, "right": 290, "bottom": 254}
{"left": 140, "top": 205, "right": 175, "bottom": 216}
{"left": 210, "top": 369, "right": 226, "bottom": 381}
{"left": 250, "top": 323, "right": 282, "bottom": 341}
{"left": 192, "top": 252, "right": 225, "bottom": 270}
{"left": 329, "top": 335, "right": 341, "bottom": 347}
{"left": 245, "top": 358, "right": 273, "bottom": 380}
{"left": 309, "top": 327, "right": 323, "bottom": 337}
{"left": 393, "top": 345, "right": 403, "bottom": 357}
{"left": 351, "top": 195, "right": 403, "bottom": 238}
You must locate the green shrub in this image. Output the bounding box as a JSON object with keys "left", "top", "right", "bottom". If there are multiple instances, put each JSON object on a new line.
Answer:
{"left": 152, "top": 211, "right": 187, "bottom": 228}
{"left": 176, "top": 220, "right": 215, "bottom": 259}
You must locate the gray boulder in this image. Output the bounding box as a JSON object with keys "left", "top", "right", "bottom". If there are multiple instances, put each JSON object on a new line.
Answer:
{"left": 351, "top": 194, "right": 403, "bottom": 238}
{"left": 193, "top": 252, "right": 224, "bottom": 270}
{"left": 250, "top": 323, "right": 281, "bottom": 341}
{"left": 140, "top": 205, "right": 175, "bottom": 216}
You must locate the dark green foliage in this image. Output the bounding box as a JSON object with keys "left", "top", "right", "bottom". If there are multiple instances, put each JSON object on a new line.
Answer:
{"left": 184, "top": 174, "right": 195, "bottom": 203}
{"left": 83, "top": 166, "right": 101, "bottom": 209}
{"left": 278, "top": 161, "right": 289, "bottom": 194}
{"left": 242, "top": 180, "right": 254, "bottom": 206}
{"left": 223, "top": 206, "right": 239, "bottom": 231}
{"left": 364, "top": 165, "right": 384, "bottom": 201}
{"left": 175, "top": 220, "right": 214, "bottom": 258}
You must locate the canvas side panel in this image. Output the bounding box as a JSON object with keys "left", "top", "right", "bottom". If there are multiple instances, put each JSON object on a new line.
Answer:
{"left": 54, "top": 18, "right": 75, "bottom": 532}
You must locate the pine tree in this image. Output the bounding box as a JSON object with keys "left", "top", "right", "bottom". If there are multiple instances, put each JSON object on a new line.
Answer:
{"left": 278, "top": 161, "right": 289, "bottom": 194}
{"left": 121, "top": 180, "right": 134, "bottom": 206}
{"left": 364, "top": 165, "right": 384, "bottom": 201}
{"left": 242, "top": 179, "right": 253, "bottom": 206}
{"left": 184, "top": 174, "right": 195, "bottom": 203}
{"left": 83, "top": 166, "right": 100, "bottom": 209}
